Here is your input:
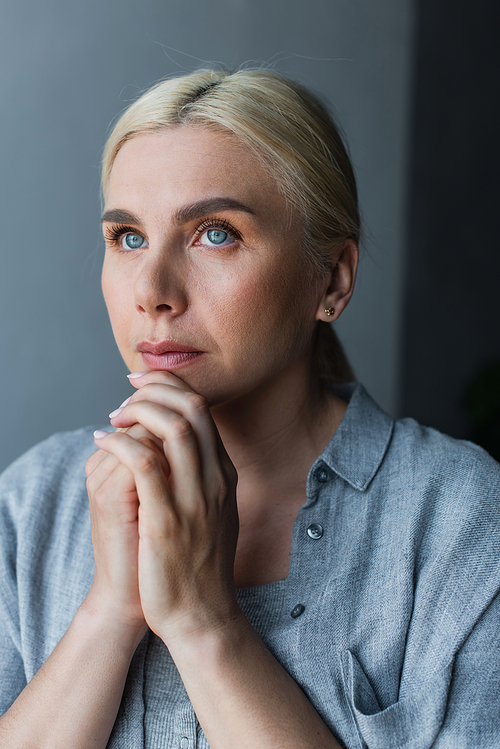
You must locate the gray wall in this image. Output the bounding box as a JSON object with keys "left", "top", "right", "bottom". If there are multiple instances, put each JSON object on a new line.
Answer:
{"left": 0, "top": 0, "right": 415, "bottom": 473}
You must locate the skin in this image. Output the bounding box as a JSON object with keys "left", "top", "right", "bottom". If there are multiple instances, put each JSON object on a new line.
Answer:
{"left": 99, "top": 126, "right": 358, "bottom": 590}
{"left": 101, "top": 127, "right": 344, "bottom": 409}
{"left": 0, "top": 125, "right": 358, "bottom": 749}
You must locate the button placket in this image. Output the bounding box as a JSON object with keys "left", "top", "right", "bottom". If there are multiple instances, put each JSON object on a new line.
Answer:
{"left": 306, "top": 464, "right": 329, "bottom": 543}
{"left": 175, "top": 691, "right": 198, "bottom": 749}
{"left": 285, "top": 461, "right": 334, "bottom": 624}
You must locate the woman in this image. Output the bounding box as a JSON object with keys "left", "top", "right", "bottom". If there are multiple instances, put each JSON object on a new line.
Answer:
{"left": 0, "top": 69, "right": 499, "bottom": 749}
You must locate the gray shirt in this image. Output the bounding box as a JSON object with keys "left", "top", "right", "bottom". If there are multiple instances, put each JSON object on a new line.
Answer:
{"left": 1, "top": 383, "right": 500, "bottom": 748}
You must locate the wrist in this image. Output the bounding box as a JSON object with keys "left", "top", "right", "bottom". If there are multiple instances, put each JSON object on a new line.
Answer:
{"left": 163, "top": 606, "right": 254, "bottom": 668}
{"left": 77, "top": 597, "right": 147, "bottom": 655}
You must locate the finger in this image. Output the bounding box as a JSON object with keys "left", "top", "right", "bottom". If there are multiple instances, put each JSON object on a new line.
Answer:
{"left": 107, "top": 401, "right": 204, "bottom": 512}
{"left": 109, "top": 386, "right": 223, "bottom": 493}
{"left": 93, "top": 430, "right": 174, "bottom": 520}
{"left": 87, "top": 423, "right": 167, "bottom": 485}
{"left": 86, "top": 433, "right": 119, "bottom": 481}
{"left": 86, "top": 445, "right": 109, "bottom": 477}
{"left": 86, "top": 425, "right": 133, "bottom": 478}
{"left": 89, "top": 460, "right": 138, "bottom": 521}
{"left": 88, "top": 426, "right": 169, "bottom": 527}
{"left": 110, "top": 386, "right": 218, "bottom": 468}
{"left": 126, "top": 370, "right": 195, "bottom": 392}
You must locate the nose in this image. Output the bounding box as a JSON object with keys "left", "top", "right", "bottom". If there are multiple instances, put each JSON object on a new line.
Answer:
{"left": 134, "top": 248, "right": 188, "bottom": 318}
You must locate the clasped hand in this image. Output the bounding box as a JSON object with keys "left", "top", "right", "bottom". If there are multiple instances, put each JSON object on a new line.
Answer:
{"left": 84, "top": 371, "right": 240, "bottom": 646}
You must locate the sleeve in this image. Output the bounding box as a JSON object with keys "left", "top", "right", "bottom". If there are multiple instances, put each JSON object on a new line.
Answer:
{"left": 0, "top": 428, "right": 96, "bottom": 717}
{"left": 0, "top": 490, "right": 27, "bottom": 714}
{"left": 339, "top": 454, "right": 500, "bottom": 748}
{"left": 433, "top": 587, "right": 500, "bottom": 747}
{"left": 341, "top": 592, "right": 500, "bottom": 749}
{"left": 341, "top": 651, "right": 454, "bottom": 749}
{"left": 0, "top": 627, "right": 27, "bottom": 715}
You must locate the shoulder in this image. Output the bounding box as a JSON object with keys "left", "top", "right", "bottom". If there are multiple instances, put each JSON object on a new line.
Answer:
{"left": 376, "top": 416, "right": 500, "bottom": 616}
{"left": 390, "top": 410, "right": 499, "bottom": 476}
{"left": 328, "top": 382, "right": 500, "bottom": 503}
{"left": 0, "top": 426, "right": 98, "bottom": 598}
{"left": 0, "top": 429, "right": 99, "bottom": 673}
{"left": 0, "top": 427, "right": 99, "bottom": 523}
{"left": 328, "top": 383, "right": 500, "bottom": 565}
{"left": 387, "top": 415, "right": 500, "bottom": 523}
{"left": 391, "top": 413, "right": 499, "bottom": 481}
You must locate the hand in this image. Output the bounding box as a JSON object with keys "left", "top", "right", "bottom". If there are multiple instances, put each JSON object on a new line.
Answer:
{"left": 85, "top": 420, "right": 167, "bottom": 638}
{"left": 93, "top": 371, "right": 240, "bottom": 644}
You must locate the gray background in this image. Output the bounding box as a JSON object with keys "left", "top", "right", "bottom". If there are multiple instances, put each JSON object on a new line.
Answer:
{"left": 2, "top": 0, "right": 491, "bottom": 473}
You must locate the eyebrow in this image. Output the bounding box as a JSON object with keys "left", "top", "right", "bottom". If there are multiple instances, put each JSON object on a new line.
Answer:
{"left": 173, "top": 198, "right": 255, "bottom": 224}
{"left": 100, "top": 209, "right": 142, "bottom": 225}
{"left": 101, "top": 198, "right": 255, "bottom": 226}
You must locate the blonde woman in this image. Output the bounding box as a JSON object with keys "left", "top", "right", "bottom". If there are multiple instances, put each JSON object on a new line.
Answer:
{"left": 1, "top": 69, "right": 499, "bottom": 749}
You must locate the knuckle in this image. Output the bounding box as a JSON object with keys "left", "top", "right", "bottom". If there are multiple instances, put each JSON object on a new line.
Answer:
{"left": 139, "top": 383, "right": 156, "bottom": 397}
{"left": 136, "top": 449, "right": 159, "bottom": 475}
{"left": 138, "top": 436, "right": 158, "bottom": 452}
{"left": 186, "top": 392, "right": 208, "bottom": 413}
{"left": 169, "top": 415, "right": 193, "bottom": 441}
{"left": 126, "top": 423, "right": 149, "bottom": 439}
{"left": 139, "top": 438, "right": 166, "bottom": 467}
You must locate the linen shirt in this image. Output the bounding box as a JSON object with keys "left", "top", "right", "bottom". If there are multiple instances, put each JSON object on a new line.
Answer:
{"left": 1, "top": 383, "right": 500, "bottom": 748}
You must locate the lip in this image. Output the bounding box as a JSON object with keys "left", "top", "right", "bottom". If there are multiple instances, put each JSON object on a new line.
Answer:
{"left": 137, "top": 340, "right": 202, "bottom": 355}
{"left": 137, "top": 340, "right": 205, "bottom": 371}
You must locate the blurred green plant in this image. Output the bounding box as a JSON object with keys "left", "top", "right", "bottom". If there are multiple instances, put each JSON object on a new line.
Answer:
{"left": 463, "top": 360, "right": 500, "bottom": 462}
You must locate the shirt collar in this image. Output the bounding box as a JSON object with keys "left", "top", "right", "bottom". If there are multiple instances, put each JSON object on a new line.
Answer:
{"left": 318, "top": 382, "right": 394, "bottom": 492}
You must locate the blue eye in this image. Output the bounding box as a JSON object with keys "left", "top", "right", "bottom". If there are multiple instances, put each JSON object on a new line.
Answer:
{"left": 207, "top": 229, "right": 228, "bottom": 244}
{"left": 199, "top": 228, "right": 233, "bottom": 247}
{"left": 121, "top": 232, "right": 147, "bottom": 250}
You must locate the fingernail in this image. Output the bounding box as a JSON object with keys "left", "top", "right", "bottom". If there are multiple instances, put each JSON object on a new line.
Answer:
{"left": 119, "top": 396, "right": 132, "bottom": 408}
{"left": 94, "top": 430, "right": 110, "bottom": 439}
{"left": 109, "top": 407, "right": 124, "bottom": 419}
{"left": 127, "top": 371, "right": 148, "bottom": 379}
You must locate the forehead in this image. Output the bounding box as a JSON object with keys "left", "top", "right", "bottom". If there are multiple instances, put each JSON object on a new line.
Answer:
{"left": 106, "top": 126, "right": 287, "bottom": 221}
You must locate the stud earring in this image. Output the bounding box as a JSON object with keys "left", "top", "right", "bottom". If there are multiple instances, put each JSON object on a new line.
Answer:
{"left": 325, "top": 307, "right": 335, "bottom": 316}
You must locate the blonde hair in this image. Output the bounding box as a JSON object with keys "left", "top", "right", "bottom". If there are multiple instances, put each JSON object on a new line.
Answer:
{"left": 102, "top": 68, "right": 358, "bottom": 383}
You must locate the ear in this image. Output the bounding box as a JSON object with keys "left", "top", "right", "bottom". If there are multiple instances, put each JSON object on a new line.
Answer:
{"left": 315, "top": 239, "right": 359, "bottom": 322}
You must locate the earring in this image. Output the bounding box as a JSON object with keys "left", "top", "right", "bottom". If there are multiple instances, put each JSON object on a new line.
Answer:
{"left": 325, "top": 307, "right": 335, "bottom": 316}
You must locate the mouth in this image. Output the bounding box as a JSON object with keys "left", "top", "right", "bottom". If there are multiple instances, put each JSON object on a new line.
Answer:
{"left": 137, "top": 340, "right": 205, "bottom": 370}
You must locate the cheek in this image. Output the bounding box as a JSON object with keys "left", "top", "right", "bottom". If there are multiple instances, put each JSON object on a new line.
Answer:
{"left": 101, "top": 263, "right": 134, "bottom": 341}
{"left": 198, "top": 262, "right": 277, "bottom": 328}
{"left": 200, "top": 258, "right": 315, "bottom": 355}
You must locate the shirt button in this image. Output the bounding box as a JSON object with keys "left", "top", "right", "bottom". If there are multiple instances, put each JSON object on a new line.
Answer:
{"left": 180, "top": 738, "right": 190, "bottom": 749}
{"left": 307, "top": 523, "right": 324, "bottom": 540}
{"left": 291, "top": 603, "right": 305, "bottom": 618}
{"left": 314, "top": 465, "right": 331, "bottom": 483}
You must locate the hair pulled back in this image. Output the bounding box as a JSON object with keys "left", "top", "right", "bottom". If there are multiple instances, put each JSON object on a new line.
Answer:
{"left": 102, "top": 68, "right": 359, "bottom": 383}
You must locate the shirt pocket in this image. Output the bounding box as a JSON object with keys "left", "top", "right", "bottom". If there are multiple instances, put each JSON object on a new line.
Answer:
{"left": 340, "top": 650, "right": 454, "bottom": 749}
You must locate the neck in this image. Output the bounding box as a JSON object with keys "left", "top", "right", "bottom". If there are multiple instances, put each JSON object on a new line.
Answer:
{"left": 211, "top": 358, "right": 346, "bottom": 497}
{"left": 211, "top": 357, "right": 348, "bottom": 588}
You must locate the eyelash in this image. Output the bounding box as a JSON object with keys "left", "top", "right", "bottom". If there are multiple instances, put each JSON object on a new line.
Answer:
{"left": 103, "top": 217, "right": 242, "bottom": 250}
{"left": 194, "top": 217, "right": 242, "bottom": 243}
{"left": 103, "top": 224, "right": 139, "bottom": 245}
